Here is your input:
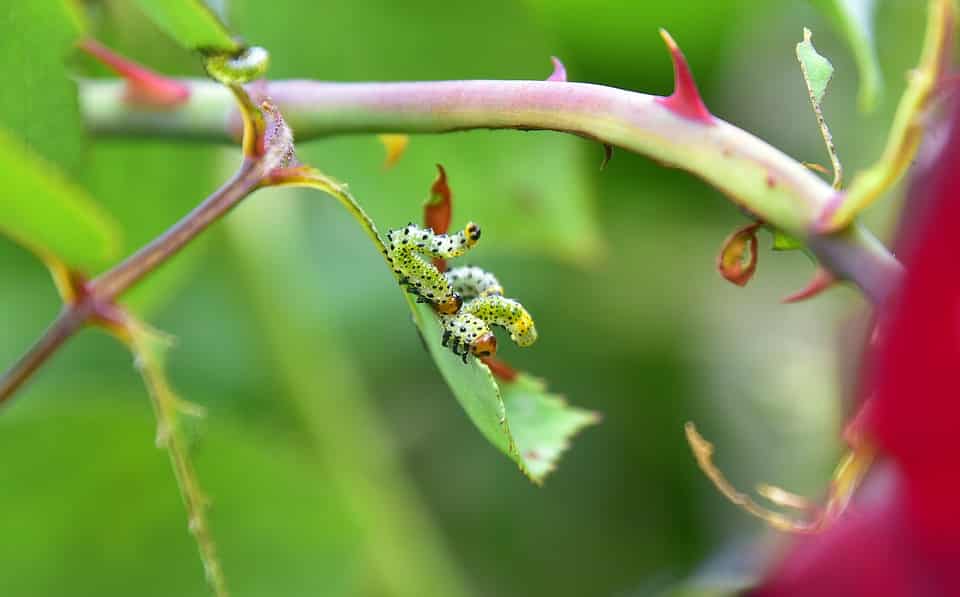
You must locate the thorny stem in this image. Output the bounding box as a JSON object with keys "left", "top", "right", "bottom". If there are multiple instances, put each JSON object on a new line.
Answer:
{"left": 0, "top": 158, "right": 267, "bottom": 405}
{"left": 0, "top": 88, "right": 279, "bottom": 597}
{"left": 91, "top": 159, "right": 264, "bottom": 299}
{"left": 79, "top": 77, "right": 904, "bottom": 300}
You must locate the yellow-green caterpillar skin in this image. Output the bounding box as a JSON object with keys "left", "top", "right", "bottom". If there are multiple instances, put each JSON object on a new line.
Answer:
{"left": 439, "top": 295, "right": 538, "bottom": 363}
{"left": 463, "top": 295, "right": 537, "bottom": 347}
{"left": 385, "top": 222, "right": 480, "bottom": 314}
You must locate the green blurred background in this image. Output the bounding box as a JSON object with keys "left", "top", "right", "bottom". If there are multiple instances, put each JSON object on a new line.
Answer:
{"left": 0, "top": 1, "right": 929, "bottom": 595}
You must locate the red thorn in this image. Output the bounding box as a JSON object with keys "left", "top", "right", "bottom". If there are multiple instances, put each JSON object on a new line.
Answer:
{"left": 480, "top": 355, "right": 519, "bottom": 382}
{"left": 655, "top": 29, "right": 713, "bottom": 124}
{"left": 600, "top": 144, "right": 613, "bottom": 170}
{"left": 547, "top": 56, "right": 568, "bottom": 82}
{"left": 782, "top": 267, "right": 837, "bottom": 303}
{"left": 78, "top": 38, "right": 189, "bottom": 109}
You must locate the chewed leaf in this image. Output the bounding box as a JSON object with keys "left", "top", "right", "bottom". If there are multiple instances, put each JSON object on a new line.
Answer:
{"left": 716, "top": 223, "right": 760, "bottom": 287}
{"left": 830, "top": 0, "right": 883, "bottom": 112}
{"left": 0, "top": 127, "right": 120, "bottom": 271}
{"left": 819, "top": 0, "right": 954, "bottom": 231}
{"left": 411, "top": 302, "right": 598, "bottom": 484}
{"left": 796, "top": 28, "right": 834, "bottom": 106}
{"left": 133, "top": 0, "right": 239, "bottom": 53}
{"left": 797, "top": 28, "right": 843, "bottom": 189}
{"left": 500, "top": 375, "right": 600, "bottom": 481}
{"left": 265, "top": 165, "right": 597, "bottom": 483}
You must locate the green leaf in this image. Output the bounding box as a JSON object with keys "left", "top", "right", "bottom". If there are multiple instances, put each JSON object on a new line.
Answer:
{"left": 500, "top": 374, "right": 602, "bottom": 481}
{"left": 269, "top": 167, "right": 599, "bottom": 484}
{"left": 412, "top": 301, "right": 599, "bottom": 483}
{"left": 829, "top": 0, "right": 883, "bottom": 112}
{"left": 0, "top": 127, "right": 120, "bottom": 271}
{"left": 796, "top": 27, "right": 844, "bottom": 190}
{"left": 0, "top": 0, "right": 86, "bottom": 171}
{"left": 796, "top": 28, "right": 834, "bottom": 106}
{"left": 771, "top": 229, "right": 804, "bottom": 252}
{"left": 133, "top": 0, "right": 239, "bottom": 53}
{"left": 227, "top": 194, "right": 473, "bottom": 596}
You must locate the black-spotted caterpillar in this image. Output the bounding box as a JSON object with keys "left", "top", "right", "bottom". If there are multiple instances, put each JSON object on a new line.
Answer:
{"left": 385, "top": 224, "right": 537, "bottom": 363}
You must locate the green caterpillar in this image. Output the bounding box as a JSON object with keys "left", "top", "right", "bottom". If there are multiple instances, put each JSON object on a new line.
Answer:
{"left": 440, "top": 294, "right": 538, "bottom": 363}
{"left": 386, "top": 222, "right": 537, "bottom": 363}
{"left": 385, "top": 222, "right": 481, "bottom": 314}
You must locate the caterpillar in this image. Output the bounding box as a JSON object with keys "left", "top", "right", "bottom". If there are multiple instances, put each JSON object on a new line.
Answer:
{"left": 386, "top": 222, "right": 537, "bottom": 363}
{"left": 385, "top": 222, "right": 481, "bottom": 314}
{"left": 445, "top": 266, "right": 505, "bottom": 299}
{"left": 440, "top": 295, "right": 538, "bottom": 363}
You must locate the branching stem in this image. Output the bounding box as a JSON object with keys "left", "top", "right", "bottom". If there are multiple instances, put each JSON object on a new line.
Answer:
{"left": 0, "top": 158, "right": 267, "bottom": 405}
{"left": 91, "top": 159, "right": 263, "bottom": 299}
{"left": 0, "top": 306, "right": 90, "bottom": 404}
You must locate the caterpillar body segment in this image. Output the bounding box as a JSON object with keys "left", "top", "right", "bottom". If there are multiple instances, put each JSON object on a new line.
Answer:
{"left": 440, "top": 312, "right": 498, "bottom": 364}
{"left": 463, "top": 295, "right": 538, "bottom": 348}
{"left": 439, "top": 294, "right": 537, "bottom": 362}
{"left": 385, "top": 222, "right": 481, "bottom": 314}
{"left": 445, "top": 266, "right": 505, "bottom": 299}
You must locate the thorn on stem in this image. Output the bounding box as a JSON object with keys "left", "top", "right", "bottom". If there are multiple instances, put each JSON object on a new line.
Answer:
{"left": 78, "top": 38, "right": 189, "bottom": 108}
{"left": 547, "top": 56, "right": 568, "bottom": 82}
{"left": 656, "top": 30, "right": 714, "bottom": 124}
{"left": 782, "top": 267, "right": 837, "bottom": 303}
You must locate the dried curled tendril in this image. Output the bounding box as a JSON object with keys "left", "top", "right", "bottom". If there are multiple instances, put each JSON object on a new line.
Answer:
{"left": 204, "top": 45, "right": 270, "bottom": 85}
{"left": 385, "top": 223, "right": 538, "bottom": 363}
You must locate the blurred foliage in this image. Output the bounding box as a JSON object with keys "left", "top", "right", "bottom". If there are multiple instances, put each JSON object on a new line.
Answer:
{"left": 817, "top": 0, "right": 883, "bottom": 112}
{"left": 0, "top": 1, "right": 933, "bottom": 596}
{"left": 132, "top": 0, "right": 240, "bottom": 53}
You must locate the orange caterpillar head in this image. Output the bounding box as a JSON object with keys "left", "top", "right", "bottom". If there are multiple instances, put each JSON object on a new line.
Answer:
{"left": 433, "top": 292, "right": 463, "bottom": 315}
{"left": 470, "top": 332, "right": 498, "bottom": 358}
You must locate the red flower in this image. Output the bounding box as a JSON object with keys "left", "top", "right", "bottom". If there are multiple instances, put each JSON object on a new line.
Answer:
{"left": 755, "top": 99, "right": 960, "bottom": 596}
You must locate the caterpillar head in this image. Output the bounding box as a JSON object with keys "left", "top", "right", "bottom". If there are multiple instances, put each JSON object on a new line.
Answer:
{"left": 464, "top": 222, "right": 481, "bottom": 248}
{"left": 433, "top": 292, "right": 463, "bottom": 315}
{"left": 470, "top": 332, "right": 498, "bottom": 358}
